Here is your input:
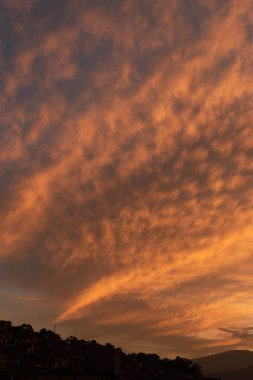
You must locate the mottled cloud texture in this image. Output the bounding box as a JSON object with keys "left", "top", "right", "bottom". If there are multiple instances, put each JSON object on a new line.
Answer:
{"left": 1, "top": 0, "right": 253, "bottom": 358}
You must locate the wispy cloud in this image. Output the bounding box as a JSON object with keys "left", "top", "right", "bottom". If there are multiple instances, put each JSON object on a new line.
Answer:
{"left": 219, "top": 327, "right": 253, "bottom": 341}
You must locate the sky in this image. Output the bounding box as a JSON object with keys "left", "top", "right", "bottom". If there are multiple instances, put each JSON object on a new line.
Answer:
{"left": 1, "top": 0, "right": 253, "bottom": 359}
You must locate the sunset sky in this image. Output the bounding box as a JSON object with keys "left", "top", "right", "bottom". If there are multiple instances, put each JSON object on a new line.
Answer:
{"left": 1, "top": 0, "right": 253, "bottom": 358}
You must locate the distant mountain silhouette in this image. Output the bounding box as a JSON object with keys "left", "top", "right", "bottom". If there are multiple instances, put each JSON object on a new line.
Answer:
{"left": 193, "top": 350, "right": 253, "bottom": 378}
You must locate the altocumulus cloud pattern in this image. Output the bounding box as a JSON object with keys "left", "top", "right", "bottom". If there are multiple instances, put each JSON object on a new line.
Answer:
{"left": 1, "top": 0, "right": 253, "bottom": 358}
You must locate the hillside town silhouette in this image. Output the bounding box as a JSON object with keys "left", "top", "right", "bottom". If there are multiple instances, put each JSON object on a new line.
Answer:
{"left": 0, "top": 320, "right": 220, "bottom": 380}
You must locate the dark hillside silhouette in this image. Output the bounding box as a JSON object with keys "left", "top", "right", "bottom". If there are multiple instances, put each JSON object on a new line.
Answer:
{"left": 0, "top": 320, "right": 219, "bottom": 380}
{"left": 210, "top": 364, "right": 253, "bottom": 380}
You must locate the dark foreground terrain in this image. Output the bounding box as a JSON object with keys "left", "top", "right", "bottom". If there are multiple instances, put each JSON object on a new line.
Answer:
{"left": 193, "top": 350, "right": 253, "bottom": 380}
{"left": 0, "top": 320, "right": 221, "bottom": 380}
